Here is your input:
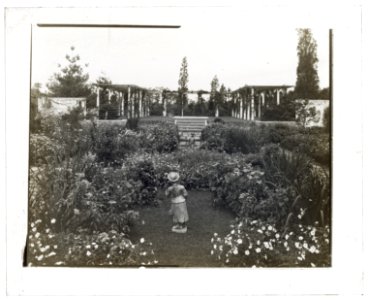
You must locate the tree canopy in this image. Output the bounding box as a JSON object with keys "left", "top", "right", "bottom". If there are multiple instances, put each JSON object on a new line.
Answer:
{"left": 47, "top": 46, "right": 91, "bottom": 97}
{"left": 178, "top": 57, "right": 189, "bottom": 116}
{"left": 295, "top": 29, "right": 320, "bottom": 99}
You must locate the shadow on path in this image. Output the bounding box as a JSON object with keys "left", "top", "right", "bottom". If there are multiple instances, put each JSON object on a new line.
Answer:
{"left": 130, "top": 190, "right": 235, "bottom": 267}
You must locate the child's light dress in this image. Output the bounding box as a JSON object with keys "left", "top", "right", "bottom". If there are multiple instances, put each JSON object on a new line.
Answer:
{"left": 165, "top": 183, "right": 189, "bottom": 223}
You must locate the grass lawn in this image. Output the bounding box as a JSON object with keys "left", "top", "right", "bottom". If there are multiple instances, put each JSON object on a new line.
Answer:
{"left": 130, "top": 190, "right": 235, "bottom": 267}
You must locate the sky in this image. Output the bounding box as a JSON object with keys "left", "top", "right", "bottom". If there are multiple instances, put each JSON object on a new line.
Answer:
{"left": 32, "top": 23, "right": 329, "bottom": 93}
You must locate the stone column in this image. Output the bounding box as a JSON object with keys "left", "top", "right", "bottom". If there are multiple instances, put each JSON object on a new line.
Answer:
{"left": 239, "top": 95, "right": 243, "bottom": 119}
{"left": 162, "top": 92, "right": 167, "bottom": 117}
{"left": 276, "top": 89, "right": 280, "bottom": 105}
{"left": 250, "top": 88, "right": 254, "bottom": 121}
{"left": 247, "top": 98, "right": 251, "bottom": 120}
{"left": 96, "top": 87, "right": 100, "bottom": 109}
{"left": 108, "top": 89, "right": 113, "bottom": 103}
{"left": 258, "top": 94, "right": 262, "bottom": 119}
{"left": 261, "top": 92, "right": 265, "bottom": 106}
{"left": 138, "top": 91, "right": 143, "bottom": 118}
{"left": 120, "top": 92, "right": 124, "bottom": 117}
{"left": 127, "top": 87, "right": 131, "bottom": 119}
{"left": 132, "top": 92, "right": 135, "bottom": 118}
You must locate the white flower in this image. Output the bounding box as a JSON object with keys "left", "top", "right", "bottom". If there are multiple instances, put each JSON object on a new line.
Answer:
{"left": 213, "top": 244, "right": 217, "bottom": 250}
{"left": 295, "top": 242, "right": 302, "bottom": 249}
{"left": 232, "top": 248, "right": 238, "bottom": 255}
{"left": 210, "top": 250, "right": 214, "bottom": 255}
{"left": 47, "top": 252, "right": 56, "bottom": 257}
{"left": 94, "top": 244, "right": 99, "bottom": 249}
{"left": 32, "top": 227, "right": 36, "bottom": 232}
{"left": 35, "top": 232, "right": 40, "bottom": 238}
{"left": 35, "top": 219, "right": 42, "bottom": 224}
{"left": 86, "top": 245, "right": 91, "bottom": 249}
{"left": 256, "top": 240, "right": 261, "bottom": 245}
{"left": 255, "top": 248, "right": 261, "bottom": 253}
{"left": 245, "top": 250, "right": 250, "bottom": 256}
{"left": 140, "top": 238, "right": 145, "bottom": 243}
{"left": 55, "top": 261, "right": 64, "bottom": 265}
{"left": 53, "top": 245, "right": 58, "bottom": 249}
{"left": 263, "top": 242, "right": 269, "bottom": 249}
{"left": 50, "top": 219, "right": 56, "bottom": 224}
{"left": 275, "top": 233, "right": 280, "bottom": 239}
{"left": 31, "top": 222, "right": 35, "bottom": 227}
{"left": 106, "top": 254, "right": 110, "bottom": 258}
{"left": 231, "top": 230, "right": 235, "bottom": 234}
{"left": 154, "top": 260, "right": 159, "bottom": 264}
{"left": 261, "top": 226, "right": 266, "bottom": 231}
{"left": 141, "top": 252, "right": 147, "bottom": 256}
{"left": 214, "top": 233, "right": 218, "bottom": 237}
{"left": 303, "top": 242, "right": 308, "bottom": 249}
{"left": 30, "top": 243, "right": 34, "bottom": 248}
{"left": 86, "top": 251, "right": 91, "bottom": 256}
{"left": 237, "top": 239, "right": 243, "bottom": 244}
{"left": 268, "top": 225, "right": 273, "bottom": 231}
{"left": 284, "top": 241, "right": 288, "bottom": 248}
{"left": 37, "top": 255, "right": 44, "bottom": 261}
{"left": 45, "top": 228, "right": 50, "bottom": 233}
{"left": 311, "top": 263, "right": 316, "bottom": 267}
{"left": 298, "top": 236, "right": 303, "bottom": 241}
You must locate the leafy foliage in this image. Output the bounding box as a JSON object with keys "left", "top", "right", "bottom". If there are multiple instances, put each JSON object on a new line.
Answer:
{"left": 295, "top": 29, "right": 320, "bottom": 99}
{"left": 47, "top": 46, "right": 91, "bottom": 97}
{"left": 177, "top": 57, "right": 189, "bottom": 116}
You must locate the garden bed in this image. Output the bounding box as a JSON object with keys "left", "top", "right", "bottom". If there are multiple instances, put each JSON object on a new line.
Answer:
{"left": 27, "top": 112, "right": 331, "bottom": 267}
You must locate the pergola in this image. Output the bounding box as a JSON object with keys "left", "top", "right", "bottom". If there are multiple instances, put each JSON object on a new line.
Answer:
{"left": 231, "top": 85, "right": 294, "bottom": 120}
{"left": 92, "top": 84, "right": 150, "bottom": 119}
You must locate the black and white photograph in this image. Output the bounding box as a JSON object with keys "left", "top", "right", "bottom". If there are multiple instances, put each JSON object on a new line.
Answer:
{"left": 26, "top": 16, "right": 331, "bottom": 269}
{"left": 3, "top": 1, "right": 367, "bottom": 297}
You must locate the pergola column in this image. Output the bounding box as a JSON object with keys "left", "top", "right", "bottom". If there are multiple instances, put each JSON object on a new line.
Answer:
{"left": 108, "top": 89, "right": 113, "bottom": 103}
{"left": 251, "top": 88, "right": 255, "bottom": 121}
{"left": 247, "top": 97, "right": 251, "bottom": 120}
{"left": 238, "top": 95, "right": 242, "bottom": 119}
{"left": 127, "top": 87, "right": 131, "bottom": 119}
{"left": 258, "top": 94, "right": 262, "bottom": 119}
{"left": 276, "top": 89, "right": 280, "bottom": 105}
{"left": 132, "top": 92, "right": 135, "bottom": 118}
{"left": 261, "top": 92, "right": 265, "bottom": 106}
{"left": 96, "top": 86, "right": 101, "bottom": 110}
{"left": 120, "top": 92, "right": 124, "bottom": 117}
{"left": 138, "top": 91, "right": 143, "bottom": 118}
{"left": 162, "top": 92, "right": 167, "bottom": 117}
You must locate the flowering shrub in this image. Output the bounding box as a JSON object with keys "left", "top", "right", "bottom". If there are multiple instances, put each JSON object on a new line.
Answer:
{"left": 140, "top": 122, "right": 179, "bottom": 153}
{"left": 210, "top": 219, "right": 330, "bottom": 267}
{"left": 27, "top": 219, "right": 158, "bottom": 267}
{"left": 92, "top": 122, "right": 141, "bottom": 164}
{"left": 262, "top": 144, "right": 330, "bottom": 226}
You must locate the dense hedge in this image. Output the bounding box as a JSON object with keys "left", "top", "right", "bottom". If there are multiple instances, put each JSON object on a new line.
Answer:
{"left": 201, "top": 123, "right": 330, "bottom": 167}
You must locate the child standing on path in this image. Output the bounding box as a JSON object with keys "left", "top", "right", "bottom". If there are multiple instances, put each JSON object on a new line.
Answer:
{"left": 165, "top": 172, "right": 189, "bottom": 233}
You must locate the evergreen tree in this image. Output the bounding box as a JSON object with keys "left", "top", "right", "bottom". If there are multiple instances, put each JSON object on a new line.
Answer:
{"left": 295, "top": 29, "right": 320, "bottom": 99}
{"left": 47, "top": 46, "right": 91, "bottom": 97}
{"left": 178, "top": 57, "right": 189, "bottom": 116}
{"left": 210, "top": 75, "right": 219, "bottom": 116}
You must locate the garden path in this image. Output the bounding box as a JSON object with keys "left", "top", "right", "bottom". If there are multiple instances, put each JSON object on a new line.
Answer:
{"left": 130, "top": 190, "right": 235, "bottom": 267}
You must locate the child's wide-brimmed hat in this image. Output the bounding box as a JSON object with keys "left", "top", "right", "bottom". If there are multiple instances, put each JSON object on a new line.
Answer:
{"left": 167, "top": 171, "right": 180, "bottom": 182}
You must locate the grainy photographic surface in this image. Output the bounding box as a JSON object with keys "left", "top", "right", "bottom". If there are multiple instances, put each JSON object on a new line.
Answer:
{"left": 26, "top": 17, "right": 331, "bottom": 268}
